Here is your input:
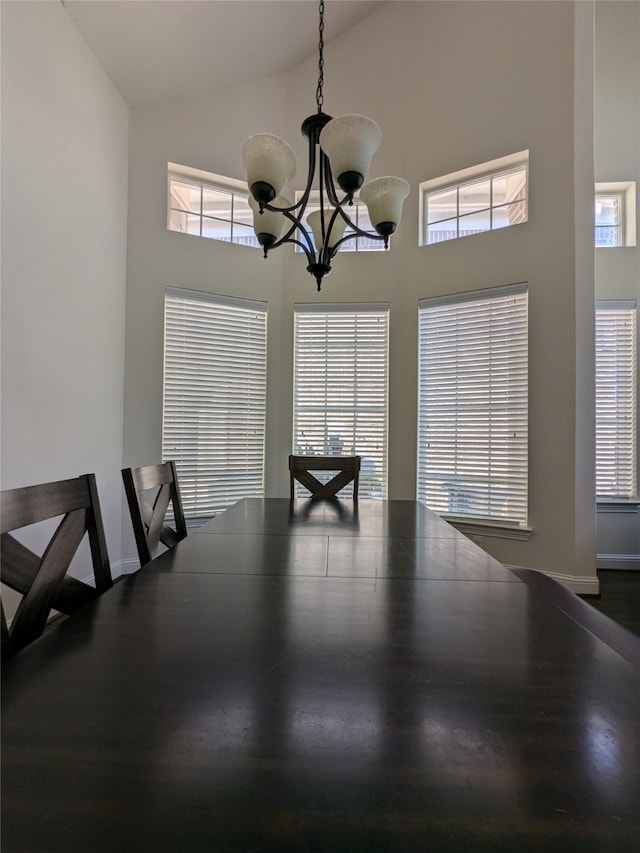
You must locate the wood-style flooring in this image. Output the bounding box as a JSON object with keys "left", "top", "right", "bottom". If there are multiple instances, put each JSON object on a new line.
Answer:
{"left": 586, "top": 569, "right": 640, "bottom": 637}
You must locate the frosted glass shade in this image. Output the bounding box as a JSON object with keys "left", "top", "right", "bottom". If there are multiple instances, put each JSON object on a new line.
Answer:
{"left": 248, "top": 195, "right": 291, "bottom": 242}
{"left": 306, "top": 209, "right": 347, "bottom": 250}
{"left": 360, "top": 177, "right": 410, "bottom": 230}
{"left": 319, "top": 115, "right": 381, "bottom": 193}
{"left": 242, "top": 134, "right": 297, "bottom": 197}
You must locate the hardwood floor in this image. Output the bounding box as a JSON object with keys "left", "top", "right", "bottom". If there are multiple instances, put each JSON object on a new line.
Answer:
{"left": 586, "top": 570, "right": 640, "bottom": 637}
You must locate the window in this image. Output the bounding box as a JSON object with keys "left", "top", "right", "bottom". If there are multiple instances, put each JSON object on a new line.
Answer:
{"left": 595, "top": 192, "right": 623, "bottom": 247}
{"left": 595, "top": 182, "right": 637, "bottom": 248}
{"left": 295, "top": 191, "right": 386, "bottom": 253}
{"left": 163, "top": 288, "right": 267, "bottom": 523}
{"left": 420, "top": 151, "right": 528, "bottom": 246}
{"left": 168, "top": 163, "right": 259, "bottom": 248}
{"left": 417, "top": 284, "right": 528, "bottom": 527}
{"left": 595, "top": 302, "right": 637, "bottom": 499}
{"left": 293, "top": 304, "right": 389, "bottom": 498}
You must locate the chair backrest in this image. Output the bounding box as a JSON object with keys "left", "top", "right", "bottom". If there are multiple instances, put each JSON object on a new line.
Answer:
{"left": 121, "top": 461, "right": 187, "bottom": 566}
{"left": 1, "top": 473, "right": 113, "bottom": 657}
{"left": 289, "top": 455, "right": 361, "bottom": 500}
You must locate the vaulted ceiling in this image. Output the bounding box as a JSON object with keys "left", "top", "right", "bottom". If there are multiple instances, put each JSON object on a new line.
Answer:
{"left": 64, "top": 0, "right": 387, "bottom": 107}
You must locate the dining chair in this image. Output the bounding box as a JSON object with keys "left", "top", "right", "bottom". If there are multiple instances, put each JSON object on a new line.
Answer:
{"left": 1, "top": 473, "right": 113, "bottom": 657}
{"left": 121, "top": 460, "right": 187, "bottom": 566}
{"left": 289, "top": 455, "right": 361, "bottom": 500}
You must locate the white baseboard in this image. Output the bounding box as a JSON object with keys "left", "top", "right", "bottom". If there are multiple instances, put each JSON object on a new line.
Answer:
{"left": 505, "top": 564, "right": 600, "bottom": 596}
{"left": 111, "top": 558, "right": 141, "bottom": 578}
{"left": 79, "top": 558, "right": 140, "bottom": 587}
{"left": 597, "top": 554, "right": 640, "bottom": 570}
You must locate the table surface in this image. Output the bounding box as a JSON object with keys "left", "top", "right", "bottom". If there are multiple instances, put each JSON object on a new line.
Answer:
{"left": 2, "top": 498, "right": 639, "bottom": 852}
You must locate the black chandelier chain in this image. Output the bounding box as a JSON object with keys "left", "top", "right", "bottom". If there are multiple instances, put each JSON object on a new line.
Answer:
{"left": 316, "top": 0, "right": 325, "bottom": 113}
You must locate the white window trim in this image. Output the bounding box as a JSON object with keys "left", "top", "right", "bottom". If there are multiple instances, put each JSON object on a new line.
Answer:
{"left": 595, "top": 181, "right": 637, "bottom": 247}
{"left": 419, "top": 150, "right": 529, "bottom": 247}
{"left": 442, "top": 516, "right": 532, "bottom": 541}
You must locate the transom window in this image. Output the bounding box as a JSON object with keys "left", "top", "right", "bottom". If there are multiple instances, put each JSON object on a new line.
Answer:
{"left": 420, "top": 151, "right": 528, "bottom": 246}
{"left": 595, "top": 192, "right": 624, "bottom": 247}
{"left": 594, "top": 182, "right": 636, "bottom": 248}
{"left": 168, "top": 163, "right": 259, "bottom": 248}
{"left": 293, "top": 304, "right": 389, "bottom": 499}
{"left": 417, "top": 284, "right": 529, "bottom": 527}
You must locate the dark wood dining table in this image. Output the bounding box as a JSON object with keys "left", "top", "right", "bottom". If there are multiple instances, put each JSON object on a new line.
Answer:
{"left": 2, "top": 498, "right": 639, "bottom": 852}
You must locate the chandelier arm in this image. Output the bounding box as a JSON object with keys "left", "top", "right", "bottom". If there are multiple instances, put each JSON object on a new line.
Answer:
{"left": 262, "top": 198, "right": 305, "bottom": 216}
{"left": 321, "top": 154, "right": 344, "bottom": 209}
{"left": 333, "top": 204, "right": 387, "bottom": 243}
{"left": 273, "top": 235, "right": 316, "bottom": 266}
{"left": 298, "top": 126, "right": 322, "bottom": 214}
{"left": 268, "top": 219, "right": 316, "bottom": 257}
{"left": 318, "top": 204, "right": 350, "bottom": 265}
{"left": 261, "top": 205, "right": 316, "bottom": 256}
{"left": 258, "top": 125, "right": 321, "bottom": 217}
{"left": 265, "top": 126, "right": 324, "bottom": 256}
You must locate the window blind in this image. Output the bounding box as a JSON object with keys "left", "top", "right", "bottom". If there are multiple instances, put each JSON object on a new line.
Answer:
{"left": 595, "top": 302, "right": 637, "bottom": 498}
{"left": 417, "top": 284, "right": 528, "bottom": 525}
{"left": 293, "top": 304, "right": 389, "bottom": 499}
{"left": 163, "top": 288, "right": 267, "bottom": 521}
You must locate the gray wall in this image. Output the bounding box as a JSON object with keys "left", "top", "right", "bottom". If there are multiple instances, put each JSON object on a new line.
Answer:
{"left": 3, "top": 1, "right": 633, "bottom": 594}
{"left": 0, "top": 0, "right": 129, "bottom": 599}
{"left": 123, "top": 1, "right": 598, "bottom": 592}
{"left": 594, "top": 0, "right": 640, "bottom": 569}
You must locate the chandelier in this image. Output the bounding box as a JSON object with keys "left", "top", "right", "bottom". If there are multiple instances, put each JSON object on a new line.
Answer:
{"left": 242, "top": 0, "right": 410, "bottom": 291}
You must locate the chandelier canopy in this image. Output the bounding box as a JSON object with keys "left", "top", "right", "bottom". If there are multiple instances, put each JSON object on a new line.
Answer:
{"left": 242, "top": 0, "right": 410, "bottom": 291}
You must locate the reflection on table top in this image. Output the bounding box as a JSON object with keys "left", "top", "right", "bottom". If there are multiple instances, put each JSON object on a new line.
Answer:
{"left": 2, "top": 499, "right": 639, "bottom": 852}
{"left": 195, "top": 497, "right": 460, "bottom": 538}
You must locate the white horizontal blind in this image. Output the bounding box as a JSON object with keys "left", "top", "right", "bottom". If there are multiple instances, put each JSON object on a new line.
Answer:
{"left": 595, "top": 302, "right": 637, "bottom": 498}
{"left": 293, "top": 304, "right": 389, "bottom": 498}
{"left": 417, "top": 284, "right": 528, "bottom": 524}
{"left": 163, "top": 288, "right": 267, "bottom": 521}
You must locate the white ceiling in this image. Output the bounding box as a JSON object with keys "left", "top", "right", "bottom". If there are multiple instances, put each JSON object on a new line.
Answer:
{"left": 63, "top": 0, "right": 387, "bottom": 108}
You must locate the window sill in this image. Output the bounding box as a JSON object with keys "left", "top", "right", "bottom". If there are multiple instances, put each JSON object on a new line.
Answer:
{"left": 597, "top": 499, "right": 639, "bottom": 514}
{"left": 442, "top": 515, "right": 532, "bottom": 541}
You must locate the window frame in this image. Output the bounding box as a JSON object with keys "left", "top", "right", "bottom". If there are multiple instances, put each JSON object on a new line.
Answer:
{"left": 417, "top": 283, "right": 530, "bottom": 536}
{"left": 162, "top": 287, "right": 268, "bottom": 525}
{"left": 595, "top": 191, "right": 624, "bottom": 247}
{"left": 167, "top": 163, "right": 259, "bottom": 248}
{"left": 292, "top": 303, "right": 390, "bottom": 499}
{"left": 419, "top": 151, "right": 529, "bottom": 246}
{"left": 594, "top": 181, "right": 637, "bottom": 248}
